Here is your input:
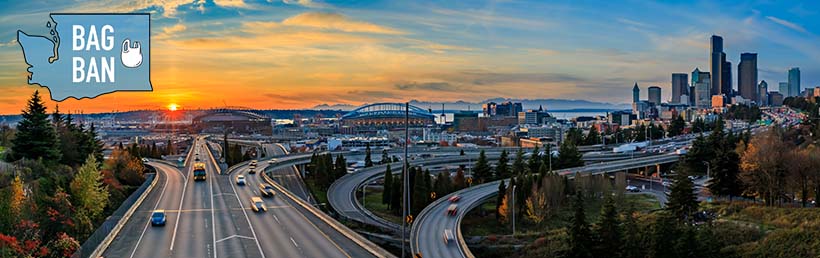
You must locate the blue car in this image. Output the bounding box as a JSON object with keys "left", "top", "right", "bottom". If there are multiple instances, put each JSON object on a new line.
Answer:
{"left": 151, "top": 210, "right": 166, "bottom": 226}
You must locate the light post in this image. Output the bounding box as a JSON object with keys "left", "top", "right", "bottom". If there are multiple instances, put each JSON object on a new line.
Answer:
{"left": 512, "top": 184, "right": 517, "bottom": 235}
{"left": 702, "top": 161, "right": 710, "bottom": 179}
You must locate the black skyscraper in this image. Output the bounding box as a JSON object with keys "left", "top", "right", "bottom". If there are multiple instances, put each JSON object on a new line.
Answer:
{"left": 710, "top": 35, "right": 724, "bottom": 96}
{"left": 672, "top": 73, "right": 688, "bottom": 103}
{"left": 738, "top": 53, "right": 758, "bottom": 101}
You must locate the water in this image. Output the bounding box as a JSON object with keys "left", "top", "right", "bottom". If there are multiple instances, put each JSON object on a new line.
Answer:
{"left": 434, "top": 110, "right": 613, "bottom": 123}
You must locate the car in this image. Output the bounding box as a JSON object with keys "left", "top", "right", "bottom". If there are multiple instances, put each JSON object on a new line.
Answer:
{"left": 249, "top": 164, "right": 257, "bottom": 170}
{"left": 268, "top": 158, "right": 278, "bottom": 164}
{"left": 151, "top": 210, "right": 166, "bottom": 226}
{"left": 259, "top": 183, "right": 275, "bottom": 197}
{"left": 236, "top": 175, "right": 246, "bottom": 185}
{"left": 447, "top": 204, "right": 458, "bottom": 216}
{"left": 662, "top": 181, "right": 671, "bottom": 187}
{"left": 626, "top": 185, "right": 640, "bottom": 192}
{"left": 250, "top": 197, "right": 266, "bottom": 212}
{"left": 250, "top": 160, "right": 258, "bottom": 165}
{"left": 248, "top": 168, "right": 256, "bottom": 174}
{"left": 448, "top": 195, "right": 461, "bottom": 203}
{"left": 141, "top": 158, "right": 149, "bottom": 163}
{"left": 443, "top": 229, "right": 454, "bottom": 244}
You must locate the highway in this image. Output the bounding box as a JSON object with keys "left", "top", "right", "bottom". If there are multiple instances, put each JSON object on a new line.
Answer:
{"left": 231, "top": 144, "right": 385, "bottom": 258}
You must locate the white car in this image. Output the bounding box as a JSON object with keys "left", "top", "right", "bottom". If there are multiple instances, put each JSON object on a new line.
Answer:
{"left": 443, "top": 229, "right": 454, "bottom": 244}
{"left": 236, "top": 175, "right": 246, "bottom": 185}
{"left": 626, "top": 185, "right": 640, "bottom": 192}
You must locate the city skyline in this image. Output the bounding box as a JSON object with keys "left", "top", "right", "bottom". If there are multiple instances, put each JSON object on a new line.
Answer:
{"left": 1, "top": 0, "right": 820, "bottom": 114}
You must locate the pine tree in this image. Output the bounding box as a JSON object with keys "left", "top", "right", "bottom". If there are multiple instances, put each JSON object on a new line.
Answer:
{"left": 473, "top": 150, "right": 491, "bottom": 183}
{"left": 364, "top": 143, "right": 373, "bottom": 167}
{"left": 650, "top": 212, "right": 680, "bottom": 258}
{"left": 412, "top": 168, "right": 430, "bottom": 215}
{"left": 527, "top": 145, "right": 540, "bottom": 174}
{"left": 512, "top": 149, "right": 526, "bottom": 176}
{"left": 569, "top": 193, "right": 593, "bottom": 258}
{"left": 390, "top": 178, "right": 402, "bottom": 215}
{"left": 666, "top": 165, "right": 698, "bottom": 222}
{"left": 433, "top": 171, "right": 452, "bottom": 198}
{"left": 334, "top": 153, "right": 347, "bottom": 181}
{"left": 708, "top": 135, "right": 742, "bottom": 199}
{"left": 621, "top": 205, "right": 645, "bottom": 258}
{"left": 453, "top": 166, "right": 467, "bottom": 190}
{"left": 10, "top": 90, "right": 61, "bottom": 162}
{"left": 556, "top": 141, "right": 584, "bottom": 169}
{"left": 495, "top": 149, "right": 510, "bottom": 180}
{"left": 70, "top": 155, "right": 109, "bottom": 219}
{"left": 585, "top": 125, "right": 600, "bottom": 145}
{"left": 381, "top": 149, "right": 390, "bottom": 164}
{"left": 382, "top": 164, "right": 393, "bottom": 206}
{"left": 594, "top": 195, "right": 622, "bottom": 258}
{"left": 668, "top": 115, "right": 686, "bottom": 137}
{"left": 496, "top": 180, "right": 507, "bottom": 221}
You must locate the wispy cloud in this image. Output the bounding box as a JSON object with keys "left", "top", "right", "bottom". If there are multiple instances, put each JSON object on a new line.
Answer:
{"left": 0, "top": 39, "right": 17, "bottom": 47}
{"left": 616, "top": 18, "right": 655, "bottom": 29}
{"left": 280, "top": 0, "right": 330, "bottom": 9}
{"left": 765, "top": 16, "right": 808, "bottom": 33}
{"left": 282, "top": 12, "right": 405, "bottom": 34}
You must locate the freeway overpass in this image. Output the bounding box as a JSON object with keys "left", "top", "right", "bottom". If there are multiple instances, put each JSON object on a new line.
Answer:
{"left": 410, "top": 152, "right": 682, "bottom": 258}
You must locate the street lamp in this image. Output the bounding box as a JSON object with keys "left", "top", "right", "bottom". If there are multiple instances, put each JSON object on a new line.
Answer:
{"left": 702, "top": 161, "right": 710, "bottom": 179}
{"left": 512, "top": 184, "right": 517, "bottom": 235}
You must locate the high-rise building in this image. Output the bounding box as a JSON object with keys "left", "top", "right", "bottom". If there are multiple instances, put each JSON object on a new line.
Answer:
{"left": 648, "top": 86, "right": 662, "bottom": 105}
{"left": 779, "top": 82, "right": 790, "bottom": 97}
{"left": 632, "top": 83, "right": 640, "bottom": 103}
{"left": 692, "top": 68, "right": 712, "bottom": 108}
{"left": 758, "top": 80, "right": 768, "bottom": 106}
{"left": 789, "top": 67, "right": 801, "bottom": 97}
{"left": 672, "top": 73, "right": 688, "bottom": 103}
{"left": 689, "top": 86, "right": 696, "bottom": 105}
{"left": 722, "top": 59, "right": 732, "bottom": 97}
{"left": 769, "top": 92, "right": 784, "bottom": 106}
{"left": 483, "top": 101, "right": 521, "bottom": 117}
{"left": 710, "top": 35, "right": 724, "bottom": 96}
{"left": 738, "top": 53, "right": 758, "bottom": 101}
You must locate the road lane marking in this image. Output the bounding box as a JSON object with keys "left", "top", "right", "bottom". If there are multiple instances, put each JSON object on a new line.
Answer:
{"left": 208, "top": 142, "right": 218, "bottom": 258}
{"left": 128, "top": 163, "right": 171, "bottom": 258}
{"left": 215, "top": 234, "right": 256, "bottom": 243}
{"left": 290, "top": 237, "right": 299, "bottom": 248}
{"left": 273, "top": 214, "right": 280, "bottom": 224}
{"left": 169, "top": 156, "right": 191, "bottom": 251}
{"left": 228, "top": 152, "right": 266, "bottom": 258}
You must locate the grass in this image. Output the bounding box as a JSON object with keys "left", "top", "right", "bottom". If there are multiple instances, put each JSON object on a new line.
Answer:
{"left": 303, "top": 178, "right": 329, "bottom": 208}
{"left": 360, "top": 187, "right": 403, "bottom": 224}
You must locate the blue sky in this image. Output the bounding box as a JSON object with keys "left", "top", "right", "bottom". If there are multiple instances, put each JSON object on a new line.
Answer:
{"left": 0, "top": 0, "right": 818, "bottom": 113}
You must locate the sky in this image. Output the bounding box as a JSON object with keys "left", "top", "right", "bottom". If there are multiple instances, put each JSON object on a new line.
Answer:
{"left": 1, "top": 0, "right": 819, "bottom": 114}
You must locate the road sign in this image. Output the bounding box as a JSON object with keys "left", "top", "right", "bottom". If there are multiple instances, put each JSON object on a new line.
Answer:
{"left": 430, "top": 192, "right": 436, "bottom": 199}
{"left": 406, "top": 215, "right": 414, "bottom": 224}
{"left": 466, "top": 177, "right": 473, "bottom": 185}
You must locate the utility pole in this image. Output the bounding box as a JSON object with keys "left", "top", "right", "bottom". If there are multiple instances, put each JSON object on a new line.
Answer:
{"left": 402, "top": 102, "right": 409, "bottom": 258}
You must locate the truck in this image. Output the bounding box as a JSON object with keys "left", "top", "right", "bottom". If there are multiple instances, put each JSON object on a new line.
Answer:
{"left": 193, "top": 162, "right": 206, "bottom": 181}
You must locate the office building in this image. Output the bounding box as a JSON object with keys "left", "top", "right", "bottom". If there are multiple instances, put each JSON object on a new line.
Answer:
{"left": 779, "top": 82, "right": 789, "bottom": 97}
{"left": 789, "top": 68, "right": 801, "bottom": 97}
{"left": 672, "top": 73, "right": 688, "bottom": 103}
{"left": 758, "top": 80, "right": 768, "bottom": 106}
{"left": 738, "top": 53, "right": 758, "bottom": 101}
{"left": 689, "top": 86, "right": 696, "bottom": 105}
{"left": 722, "top": 60, "right": 732, "bottom": 97}
{"left": 712, "top": 95, "right": 726, "bottom": 108}
{"left": 710, "top": 35, "right": 724, "bottom": 96}
{"left": 692, "top": 68, "right": 712, "bottom": 108}
{"left": 484, "top": 101, "right": 522, "bottom": 117}
{"left": 518, "top": 109, "right": 554, "bottom": 125}
{"left": 769, "top": 92, "right": 784, "bottom": 106}
{"left": 648, "top": 86, "right": 661, "bottom": 105}
{"left": 632, "top": 83, "right": 640, "bottom": 103}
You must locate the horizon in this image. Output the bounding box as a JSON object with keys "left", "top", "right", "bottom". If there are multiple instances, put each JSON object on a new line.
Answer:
{"left": 1, "top": 0, "right": 819, "bottom": 114}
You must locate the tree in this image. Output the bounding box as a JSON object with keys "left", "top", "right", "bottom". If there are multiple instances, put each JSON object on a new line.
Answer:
{"left": 411, "top": 168, "right": 431, "bottom": 215}
{"left": 497, "top": 185, "right": 510, "bottom": 224}
{"left": 620, "top": 206, "right": 645, "bottom": 258}
{"left": 708, "top": 133, "right": 742, "bottom": 200}
{"left": 459, "top": 149, "right": 465, "bottom": 156}
{"left": 473, "top": 150, "right": 491, "bottom": 183}
{"left": 70, "top": 155, "right": 109, "bottom": 220}
{"left": 10, "top": 90, "right": 61, "bottom": 162}
{"left": 495, "top": 180, "right": 506, "bottom": 221}
{"left": 650, "top": 212, "right": 680, "bottom": 258}
{"left": 453, "top": 166, "right": 467, "bottom": 190}
{"left": 512, "top": 149, "right": 526, "bottom": 176}
{"left": 556, "top": 141, "right": 583, "bottom": 169}
{"left": 565, "top": 128, "right": 584, "bottom": 146}
{"left": 8, "top": 176, "right": 26, "bottom": 223}
{"left": 584, "top": 125, "right": 600, "bottom": 145}
{"left": 666, "top": 165, "right": 698, "bottom": 222}
{"left": 381, "top": 149, "right": 390, "bottom": 164}
{"left": 568, "top": 193, "right": 592, "bottom": 258}
{"left": 527, "top": 145, "right": 540, "bottom": 174}
{"left": 740, "top": 129, "right": 788, "bottom": 206}
{"left": 333, "top": 153, "right": 347, "bottom": 181}
{"left": 364, "top": 143, "right": 373, "bottom": 167}
{"left": 382, "top": 164, "right": 393, "bottom": 206}
{"left": 668, "top": 115, "right": 686, "bottom": 137}
{"left": 433, "top": 171, "right": 452, "bottom": 199}
{"left": 594, "top": 195, "right": 621, "bottom": 258}
{"left": 495, "top": 149, "right": 510, "bottom": 180}
{"left": 785, "top": 148, "right": 813, "bottom": 207}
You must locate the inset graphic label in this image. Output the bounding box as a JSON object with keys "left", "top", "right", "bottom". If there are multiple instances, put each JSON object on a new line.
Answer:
{"left": 17, "top": 13, "right": 152, "bottom": 101}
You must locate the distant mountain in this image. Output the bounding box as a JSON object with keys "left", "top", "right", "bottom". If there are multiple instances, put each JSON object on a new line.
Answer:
{"left": 311, "top": 103, "right": 357, "bottom": 110}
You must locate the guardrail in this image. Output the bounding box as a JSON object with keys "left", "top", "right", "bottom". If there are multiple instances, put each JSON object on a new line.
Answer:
{"left": 75, "top": 172, "right": 158, "bottom": 258}
{"left": 260, "top": 170, "right": 396, "bottom": 258}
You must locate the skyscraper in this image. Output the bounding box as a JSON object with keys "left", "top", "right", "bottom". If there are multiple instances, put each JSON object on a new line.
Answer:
{"left": 738, "top": 53, "right": 758, "bottom": 101}
{"left": 789, "top": 67, "right": 801, "bottom": 97}
{"left": 722, "top": 59, "right": 732, "bottom": 97}
{"left": 692, "top": 68, "right": 711, "bottom": 108}
{"left": 710, "top": 35, "right": 724, "bottom": 96}
{"left": 632, "top": 83, "right": 640, "bottom": 103}
{"left": 648, "top": 86, "right": 661, "bottom": 105}
{"left": 779, "top": 82, "right": 789, "bottom": 96}
{"left": 672, "top": 73, "right": 688, "bottom": 103}
{"left": 758, "top": 80, "right": 768, "bottom": 106}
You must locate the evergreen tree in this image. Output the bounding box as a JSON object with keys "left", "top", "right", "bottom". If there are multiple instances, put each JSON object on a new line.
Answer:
{"left": 542, "top": 144, "right": 553, "bottom": 172}
{"left": 10, "top": 90, "right": 61, "bottom": 162}
{"left": 383, "top": 164, "right": 393, "bottom": 206}
{"left": 650, "top": 212, "right": 680, "bottom": 258}
{"left": 70, "top": 155, "right": 109, "bottom": 219}
{"left": 668, "top": 115, "right": 686, "bottom": 137}
{"left": 334, "top": 153, "right": 347, "bottom": 181}
{"left": 708, "top": 135, "right": 742, "bottom": 199}
{"left": 584, "top": 125, "right": 600, "bottom": 145}
{"left": 412, "top": 168, "right": 431, "bottom": 215}
{"left": 453, "top": 166, "right": 467, "bottom": 190}
{"left": 460, "top": 149, "right": 465, "bottom": 156}
{"left": 556, "top": 141, "right": 584, "bottom": 169}
{"left": 512, "top": 149, "right": 526, "bottom": 176}
{"left": 496, "top": 180, "right": 507, "bottom": 221}
{"left": 473, "top": 150, "right": 491, "bottom": 183}
{"left": 527, "top": 145, "right": 540, "bottom": 174}
{"left": 433, "top": 171, "right": 452, "bottom": 198}
{"left": 364, "top": 143, "right": 373, "bottom": 167}
{"left": 495, "top": 149, "right": 510, "bottom": 180}
{"left": 390, "top": 177, "right": 402, "bottom": 215}
{"left": 621, "top": 206, "right": 645, "bottom": 258}
{"left": 594, "top": 195, "right": 622, "bottom": 258}
{"left": 666, "top": 165, "right": 699, "bottom": 222}
{"left": 569, "top": 193, "right": 593, "bottom": 258}
{"left": 381, "top": 149, "right": 390, "bottom": 164}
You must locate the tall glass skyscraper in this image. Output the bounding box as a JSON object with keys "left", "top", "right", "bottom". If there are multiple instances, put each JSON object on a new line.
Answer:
{"left": 789, "top": 67, "right": 800, "bottom": 97}
{"left": 738, "top": 53, "right": 758, "bottom": 101}
{"left": 672, "top": 73, "right": 688, "bottom": 103}
{"left": 710, "top": 35, "right": 724, "bottom": 96}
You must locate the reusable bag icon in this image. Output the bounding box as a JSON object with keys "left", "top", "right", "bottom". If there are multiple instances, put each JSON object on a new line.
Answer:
{"left": 121, "top": 39, "right": 142, "bottom": 68}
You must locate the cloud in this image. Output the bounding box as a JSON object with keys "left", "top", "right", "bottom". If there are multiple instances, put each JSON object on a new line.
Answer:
{"left": 616, "top": 18, "right": 655, "bottom": 29}
{"left": 454, "top": 70, "right": 585, "bottom": 85}
{"left": 0, "top": 39, "right": 17, "bottom": 47}
{"left": 765, "top": 16, "right": 808, "bottom": 33}
{"left": 213, "top": 0, "right": 247, "bottom": 8}
{"left": 157, "top": 23, "right": 187, "bottom": 39}
{"left": 280, "top": 0, "right": 329, "bottom": 8}
{"left": 282, "top": 12, "right": 405, "bottom": 34}
{"left": 394, "top": 82, "right": 458, "bottom": 91}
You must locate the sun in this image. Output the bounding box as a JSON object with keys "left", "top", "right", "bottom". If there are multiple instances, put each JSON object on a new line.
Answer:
{"left": 168, "top": 103, "right": 179, "bottom": 111}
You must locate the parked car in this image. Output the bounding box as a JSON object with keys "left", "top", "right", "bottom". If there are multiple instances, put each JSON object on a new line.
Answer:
{"left": 151, "top": 210, "right": 166, "bottom": 226}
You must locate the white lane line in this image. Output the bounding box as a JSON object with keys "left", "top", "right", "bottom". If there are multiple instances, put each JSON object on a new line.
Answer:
{"left": 215, "top": 234, "right": 256, "bottom": 243}
{"left": 128, "top": 163, "right": 171, "bottom": 258}
{"left": 169, "top": 157, "right": 191, "bottom": 250}
{"left": 290, "top": 237, "right": 299, "bottom": 248}
{"left": 208, "top": 142, "right": 218, "bottom": 258}
{"left": 273, "top": 214, "right": 280, "bottom": 224}
{"left": 229, "top": 165, "right": 266, "bottom": 258}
